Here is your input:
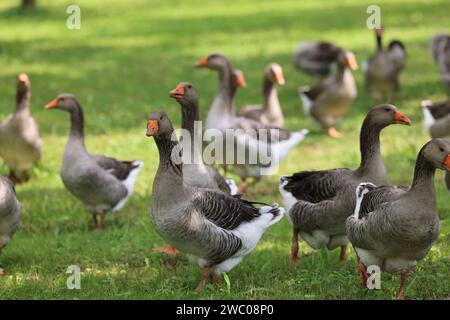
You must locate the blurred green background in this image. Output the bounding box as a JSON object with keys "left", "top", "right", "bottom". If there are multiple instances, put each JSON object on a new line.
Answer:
{"left": 0, "top": 0, "right": 449, "bottom": 299}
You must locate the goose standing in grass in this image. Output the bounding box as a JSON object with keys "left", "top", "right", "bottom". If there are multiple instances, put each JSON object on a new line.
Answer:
{"left": 45, "top": 94, "right": 143, "bottom": 229}
{"left": 237, "top": 63, "right": 286, "bottom": 128}
{"left": 430, "top": 33, "right": 450, "bottom": 91}
{"left": 298, "top": 49, "right": 358, "bottom": 138}
{"left": 146, "top": 111, "right": 284, "bottom": 292}
{"left": 196, "top": 53, "right": 308, "bottom": 192}
{"left": 363, "top": 27, "right": 406, "bottom": 102}
{"left": 293, "top": 41, "right": 347, "bottom": 78}
{"left": 279, "top": 105, "right": 411, "bottom": 265}
{"left": 0, "top": 73, "right": 42, "bottom": 184}
{"left": 0, "top": 176, "right": 20, "bottom": 276}
{"left": 346, "top": 139, "right": 450, "bottom": 300}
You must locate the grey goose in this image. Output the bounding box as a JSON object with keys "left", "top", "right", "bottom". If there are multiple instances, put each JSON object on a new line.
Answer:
{"left": 346, "top": 138, "right": 450, "bottom": 299}
{"left": 279, "top": 105, "right": 411, "bottom": 265}
{"left": 0, "top": 73, "right": 42, "bottom": 184}
{"left": 430, "top": 33, "right": 450, "bottom": 91}
{"left": 147, "top": 111, "right": 283, "bottom": 292}
{"left": 45, "top": 94, "right": 143, "bottom": 229}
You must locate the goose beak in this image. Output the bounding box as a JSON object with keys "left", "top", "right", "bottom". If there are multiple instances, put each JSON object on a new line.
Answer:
{"left": 444, "top": 154, "right": 450, "bottom": 171}
{"left": 169, "top": 84, "right": 185, "bottom": 100}
{"left": 146, "top": 120, "right": 159, "bottom": 137}
{"left": 195, "top": 57, "right": 209, "bottom": 68}
{"left": 45, "top": 98, "right": 59, "bottom": 110}
{"left": 235, "top": 72, "right": 247, "bottom": 88}
{"left": 346, "top": 54, "right": 359, "bottom": 70}
{"left": 394, "top": 110, "right": 411, "bottom": 125}
{"left": 18, "top": 73, "right": 29, "bottom": 85}
{"left": 274, "top": 70, "right": 285, "bottom": 85}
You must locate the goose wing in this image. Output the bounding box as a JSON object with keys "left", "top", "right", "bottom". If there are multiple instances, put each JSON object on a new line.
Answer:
{"left": 93, "top": 155, "right": 139, "bottom": 181}
{"left": 357, "top": 185, "right": 408, "bottom": 219}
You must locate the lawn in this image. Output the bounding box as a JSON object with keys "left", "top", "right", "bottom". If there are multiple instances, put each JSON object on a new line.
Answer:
{"left": 0, "top": 0, "right": 449, "bottom": 299}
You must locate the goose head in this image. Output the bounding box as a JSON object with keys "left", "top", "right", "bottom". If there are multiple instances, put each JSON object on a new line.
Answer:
{"left": 170, "top": 82, "right": 199, "bottom": 106}
{"left": 195, "top": 52, "right": 230, "bottom": 71}
{"left": 146, "top": 111, "right": 173, "bottom": 138}
{"left": 17, "top": 73, "right": 30, "bottom": 93}
{"left": 45, "top": 94, "right": 80, "bottom": 112}
{"left": 367, "top": 104, "right": 411, "bottom": 128}
{"left": 334, "top": 51, "right": 358, "bottom": 71}
{"left": 265, "top": 63, "right": 285, "bottom": 86}
{"left": 424, "top": 139, "right": 450, "bottom": 171}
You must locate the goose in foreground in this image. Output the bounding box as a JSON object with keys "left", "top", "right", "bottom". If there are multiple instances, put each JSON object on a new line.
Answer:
{"left": 0, "top": 176, "right": 20, "bottom": 276}
{"left": 147, "top": 111, "right": 284, "bottom": 292}
{"left": 45, "top": 94, "right": 143, "bottom": 229}
{"left": 197, "top": 53, "right": 309, "bottom": 192}
{"left": 0, "top": 73, "right": 42, "bottom": 184}
{"left": 363, "top": 27, "right": 406, "bottom": 102}
{"left": 237, "top": 63, "right": 286, "bottom": 128}
{"left": 279, "top": 105, "right": 411, "bottom": 265}
{"left": 299, "top": 50, "right": 358, "bottom": 138}
{"left": 346, "top": 138, "right": 450, "bottom": 299}
{"left": 293, "top": 41, "right": 346, "bottom": 78}
{"left": 430, "top": 33, "right": 450, "bottom": 91}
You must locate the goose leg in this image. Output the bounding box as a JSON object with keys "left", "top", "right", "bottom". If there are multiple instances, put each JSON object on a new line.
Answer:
{"left": 95, "top": 212, "right": 106, "bottom": 230}
{"left": 222, "top": 164, "right": 228, "bottom": 175}
{"left": 92, "top": 214, "right": 98, "bottom": 229}
{"left": 210, "top": 274, "right": 221, "bottom": 286}
{"left": 338, "top": 245, "right": 347, "bottom": 265}
{"left": 358, "top": 260, "right": 369, "bottom": 288}
{"left": 395, "top": 270, "right": 410, "bottom": 300}
{"left": 195, "top": 266, "right": 213, "bottom": 293}
{"left": 152, "top": 245, "right": 180, "bottom": 256}
{"left": 289, "top": 227, "right": 300, "bottom": 265}
{"left": 326, "top": 127, "right": 342, "bottom": 139}
{"left": 0, "top": 268, "right": 4, "bottom": 276}
{"left": 237, "top": 178, "right": 248, "bottom": 194}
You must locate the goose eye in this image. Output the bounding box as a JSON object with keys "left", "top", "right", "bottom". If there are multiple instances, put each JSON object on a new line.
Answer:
{"left": 187, "top": 85, "right": 192, "bottom": 89}
{"left": 440, "top": 147, "right": 445, "bottom": 152}
{"left": 384, "top": 108, "right": 390, "bottom": 112}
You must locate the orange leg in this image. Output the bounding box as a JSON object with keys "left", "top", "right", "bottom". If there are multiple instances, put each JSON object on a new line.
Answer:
{"left": 289, "top": 227, "right": 300, "bottom": 265}
{"left": 237, "top": 178, "right": 248, "bottom": 195}
{"left": 0, "top": 268, "right": 4, "bottom": 276}
{"left": 210, "top": 274, "right": 221, "bottom": 286}
{"left": 338, "top": 245, "right": 347, "bottom": 265}
{"left": 326, "top": 127, "right": 343, "bottom": 138}
{"left": 358, "top": 260, "right": 369, "bottom": 288}
{"left": 195, "top": 266, "right": 213, "bottom": 293}
{"left": 396, "top": 270, "right": 410, "bottom": 300}
{"left": 152, "top": 245, "right": 180, "bottom": 256}
{"left": 94, "top": 212, "right": 106, "bottom": 230}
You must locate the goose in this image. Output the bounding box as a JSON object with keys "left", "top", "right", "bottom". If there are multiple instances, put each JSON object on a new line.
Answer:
{"left": 363, "top": 27, "right": 406, "bottom": 102}
{"left": 196, "top": 53, "right": 309, "bottom": 192}
{"left": 279, "top": 104, "right": 411, "bottom": 265}
{"left": 0, "top": 176, "right": 20, "bottom": 276}
{"left": 146, "top": 111, "right": 284, "bottom": 292}
{"left": 44, "top": 94, "right": 143, "bottom": 229}
{"left": 237, "top": 63, "right": 286, "bottom": 128}
{"left": 293, "top": 41, "right": 347, "bottom": 78}
{"left": 0, "top": 73, "right": 42, "bottom": 184}
{"left": 429, "top": 33, "right": 450, "bottom": 91}
{"left": 299, "top": 50, "right": 358, "bottom": 138}
{"left": 346, "top": 138, "right": 450, "bottom": 299}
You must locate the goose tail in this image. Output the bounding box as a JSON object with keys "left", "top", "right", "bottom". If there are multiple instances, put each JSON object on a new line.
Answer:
{"left": 259, "top": 203, "right": 285, "bottom": 227}
{"left": 112, "top": 161, "right": 144, "bottom": 212}
{"left": 225, "top": 178, "right": 238, "bottom": 195}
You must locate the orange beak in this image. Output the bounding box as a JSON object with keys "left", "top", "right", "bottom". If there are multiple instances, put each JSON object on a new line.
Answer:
{"left": 444, "top": 154, "right": 450, "bottom": 171}
{"left": 146, "top": 119, "right": 159, "bottom": 137}
{"left": 274, "top": 70, "right": 285, "bottom": 85}
{"left": 45, "top": 98, "right": 59, "bottom": 110}
{"left": 394, "top": 110, "right": 411, "bottom": 126}
{"left": 235, "top": 72, "right": 247, "bottom": 88}
{"left": 346, "top": 54, "right": 359, "bottom": 70}
{"left": 195, "top": 56, "right": 209, "bottom": 68}
{"left": 18, "top": 73, "right": 29, "bottom": 85}
{"left": 169, "top": 84, "right": 185, "bottom": 99}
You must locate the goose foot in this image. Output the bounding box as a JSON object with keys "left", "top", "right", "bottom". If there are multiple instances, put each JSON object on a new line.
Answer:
{"left": 326, "top": 127, "right": 342, "bottom": 138}
{"left": 395, "top": 270, "right": 410, "bottom": 300}
{"left": 289, "top": 227, "right": 300, "bottom": 265}
{"left": 93, "top": 213, "right": 106, "bottom": 230}
{"left": 210, "top": 274, "right": 221, "bottom": 286}
{"left": 0, "top": 268, "right": 4, "bottom": 276}
{"left": 195, "top": 266, "right": 213, "bottom": 293}
{"left": 338, "top": 245, "right": 347, "bottom": 265}
{"left": 358, "top": 260, "right": 368, "bottom": 288}
{"left": 152, "top": 245, "right": 180, "bottom": 256}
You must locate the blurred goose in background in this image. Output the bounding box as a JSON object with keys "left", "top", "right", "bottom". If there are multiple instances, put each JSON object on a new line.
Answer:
{"left": 237, "top": 63, "right": 286, "bottom": 128}
{"left": 45, "top": 94, "right": 143, "bottom": 229}
{"left": 299, "top": 50, "right": 358, "bottom": 138}
{"left": 197, "top": 53, "right": 308, "bottom": 193}
{"left": 0, "top": 73, "right": 42, "bottom": 184}
{"left": 293, "top": 41, "right": 347, "bottom": 78}
{"left": 430, "top": 33, "right": 450, "bottom": 91}
{"left": 363, "top": 27, "right": 406, "bottom": 102}
{"left": 346, "top": 139, "right": 450, "bottom": 299}
{"left": 279, "top": 105, "right": 411, "bottom": 265}
{"left": 0, "top": 176, "right": 20, "bottom": 276}
{"left": 146, "top": 111, "right": 284, "bottom": 292}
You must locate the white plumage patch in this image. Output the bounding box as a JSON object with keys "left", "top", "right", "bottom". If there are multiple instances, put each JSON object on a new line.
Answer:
{"left": 298, "top": 87, "right": 312, "bottom": 115}
{"left": 278, "top": 177, "right": 297, "bottom": 225}
{"left": 112, "top": 161, "right": 144, "bottom": 212}
{"left": 353, "top": 182, "right": 376, "bottom": 219}
{"left": 225, "top": 178, "right": 238, "bottom": 195}
{"left": 421, "top": 100, "right": 435, "bottom": 132}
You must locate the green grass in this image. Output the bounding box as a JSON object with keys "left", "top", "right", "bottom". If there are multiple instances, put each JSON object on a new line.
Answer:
{"left": 0, "top": 0, "right": 449, "bottom": 299}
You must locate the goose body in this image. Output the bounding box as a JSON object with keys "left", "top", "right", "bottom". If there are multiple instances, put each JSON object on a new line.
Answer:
{"left": 346, "top": 138, "right": 450, "bottom": 299}
{"left": 0, "top": 74, "right": 42, "bottom": 183}
{"left": 147, "top": 111, "right": 284, "bottom": 291}
{"left": 430, "top": 33, "right": 450, "bottom": 91}
{"left": 0, "top": 176, "right": 20, "bottom": 274}
{"left": 279, "top": 105, "right": 411, "bottom": 264}
{"left": 364, "top": 27, "right": 406, "bottom": 102}
{"left": 238, "top": 63, "right": 285, "bottom": 128}
{"left": 45, "top": 94, "right": 143, "bottom": 229}
{"left": 298, "top": 50, "right": 358, "bottom": 138}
